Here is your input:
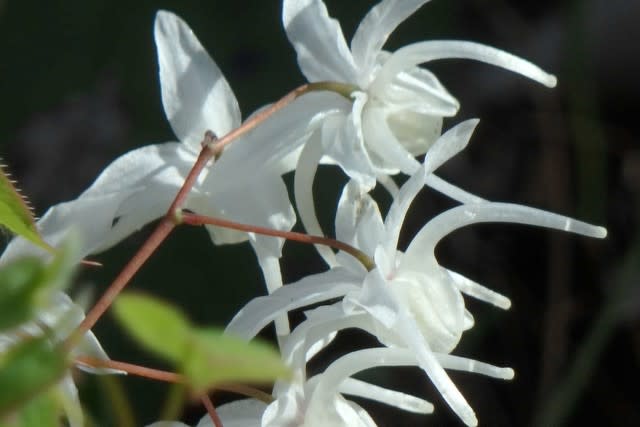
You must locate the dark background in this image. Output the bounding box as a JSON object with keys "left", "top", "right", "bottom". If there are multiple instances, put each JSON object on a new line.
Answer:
{"left": 0, "top": 0, "right": 638, "bottom": 426}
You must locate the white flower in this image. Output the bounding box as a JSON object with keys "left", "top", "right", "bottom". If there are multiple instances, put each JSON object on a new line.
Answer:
{"left": 284, "top": 0, "right": 556, "bottom": 184}
{"left": 258, "top": 346, "right": 437, "bottom": 427}
{"left": 283, "top": 0, "right": 558, "bottom": 259}
{"left": 177, "top": 370, "right": 430, "bottom": 427}
{"left": 0, "top": 292, "right": 118, "bottom": 427}
{"left": 0, "top": 11, "right": 328, "bottom": 299}
{"left": 226, "top": 121, "right": 607, "bottom": 425}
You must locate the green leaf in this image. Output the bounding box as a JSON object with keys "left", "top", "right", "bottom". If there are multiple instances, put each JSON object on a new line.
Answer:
{"left": 0, "top": 243, "right": 78, "bottom": 331}
{"left": 0, "top": 164, "right": 53, "bottom": 253}
{"left": 0, "top": 337, "right": 69, "bottom": 415}
{"left": 17, "top": 391, "right": 60, "bottom": 427}
{"left": 113, "top": 292, "right": 290, "bottom": 394}
{"left": 0, "top": 258, "right": 46, "bottom": 331}
{"left": 184, "top": 328, "right": 291, "bottom": 394}
{"left": 112, "top": 293, "right": 190, "bottom": 362}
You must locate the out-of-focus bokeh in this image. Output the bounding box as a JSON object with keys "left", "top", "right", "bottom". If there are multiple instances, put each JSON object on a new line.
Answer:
{"left": 0, "top": 0, "right": 637, "bottom": 425}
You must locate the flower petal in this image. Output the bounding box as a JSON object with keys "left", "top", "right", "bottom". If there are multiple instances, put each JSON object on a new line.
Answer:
{"left": 294, "top": 127, "right": 338, "bottom": 267}
{"left": 285, "top": 305, "right": 373, "bottom": 369}
{"left": 382, "top": 119, "right": 479, "bottom": 254}
{"left": 372, "top": 40, "right": 557, "bottom": 96}
{"left": 315, "top": 346, "right": 476, "bottom": 425}
{"left": 351, "top": 0, "right": 431, "bottom": 81}
{"left": 0, "top": 142, "right": 197, "bottom": 266}
{"left": 435, "top": 353, "right": 514, "bottom": 380}
{"left": 225, "top": 268, "right": 360, "bottom": 340}
{"left": 196, "top": 168, "right": 296, "bottom": 258}
{"left": 339, "top": 377, "right": 434, "bottom": 414}
{"left": 335, "top": 180, "right": 384, "bottom": 260}
{"left": 362, "top": 105, "right": 422, "bottom": 175}
{"left": 219, "top": 92, "right": 347, "bottom": 177}
{"left": 57, "top": 375, "right": 84, "bottom": 427}
{"left": 0, "top": 192, "right": 129, "bottom": 265}
{"left": 322, "top": 94, "right": 376, "bottom": 189}
{"left": 196, "top": 399, "right": 266, "bottom": 427}
{"left": 155, "top": 10, "right": 241, "bottom": 150}
{"left": 403, "top": 202, "right": 608, "bottom": 273}
{"left": 283, "top": 0, "right": 358, "bottom": 82}
{"left": 447, "top": 269, "right": 511, "bottom": 310}
{"left": 384, "top": 63, "right": 460, "bottom": 118}
{"left": 424, "top": 174, "right": 485, "bottom": 204}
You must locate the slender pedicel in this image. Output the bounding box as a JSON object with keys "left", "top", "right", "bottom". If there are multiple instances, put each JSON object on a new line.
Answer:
{"left": 179, "top": 212, "right": 375, "bottom": 271}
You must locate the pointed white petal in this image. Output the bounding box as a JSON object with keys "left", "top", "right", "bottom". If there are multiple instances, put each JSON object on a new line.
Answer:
{"left": 422, "top": 119, "right": 478, "bottom": 172}
{"left": 57, "top": 375, "right": 84, "bottom": 427}
{"left": 339, "top": 377, "right": 434, "bottom": 414}
{"left": 323, "top": 95, "right": 377, "bottom": 189}
{"left": 463, "top": 309, "right": 475, "bottom": 331}
{"left": 305, "top": 331, "right": 338, "bottom": 361}
{"left": 384, "top": 119, "right": 478, "bottom": 253}
{"left": 335, "top": 180, "right": 384, "bottom": 259}
{"left": 373, "top": 40, "right": 557, "bottom": 95}
{"left": 435, "top": 353, "right": 514, "bottom": 380}
{"left": 382, "top": 119, "right": 478, "bottom": 254}
{"left": 218, "top": 92, "right": 348, "bottom": 177}
{"left": 225, "top": 268, "right": 360, "bottom": 340}
{"left": 403, "top": 202, "right": 607, "bottom": 272}
{"left": 384, "top": 64, "right": 460, "bottom": 117}
{"left": 0, "top": 142, "right": 196, "bottom": 266}
{"left": 283, "top": 0, "right": 358, "bottom": 82}
{"left": 87, "top": 143, "right": 196, "bottom": 253}
{"left": 0, "top": 192, "right": 129, "bottom": 265}
{"left": 256, "top": 255, "right": 290, "bottom": 337}
{"left": 447, "top": 269, "right": 511, "bottom": 310}
{"left": 425, "top": 174, "right": 486, "bottom": 204}
{"left": 377, "top": 174, "right": 399, "bottom": 197}
{"left": 317, "top": 346, "right": 477, "bottom": 425}
{"left": 284, "top": 305, "right": 372, "bottom": 368}
{"left": 197, "top": 169, "right": 296, "bottom": 257}
{"left": 351, "top": 0, "right": 431, "bottom": 81}
{"left": 362, "top": 105, "right": 422, "bottom": 175}
{"left": 294, "top": 128, "right": 338, "bottom": 267}
{"left": 400, "top": 320, "right": 478, "bottom": 426}
{"left": 155, "top": 11, "right": 241, "bottom": 150}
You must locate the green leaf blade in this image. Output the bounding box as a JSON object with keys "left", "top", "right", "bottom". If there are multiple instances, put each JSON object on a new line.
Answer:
{"left": 184, "top": 328, "right": 290, "bottom": 394}
{"left": 0, "top": 258, "right": 47, "bottom": 331}
{"left": 113, "top": 293, "right": 290, "bottom": 394}
{"left": 0, "top": 337, "right": 69, "bottom": 415}
{"left": 17, "top": 391, "right": 61, "bottom": 427}
{"left": 0, "top": 165, "right": 52, "bottom": 253}
{"left": 112, "top": 293, "right": 191, "bottom": 362}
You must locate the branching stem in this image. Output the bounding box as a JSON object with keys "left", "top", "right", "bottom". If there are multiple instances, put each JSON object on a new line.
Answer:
{"left": 180, "top": 212, "right": 375, "bottom": 271}
{"left": 65, "top": 81, "right": 357, "bottom": 350}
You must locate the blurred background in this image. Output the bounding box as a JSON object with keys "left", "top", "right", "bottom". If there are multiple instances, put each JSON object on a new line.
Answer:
{"left": 0, "top": 0, "right": 637, "bottom": 425}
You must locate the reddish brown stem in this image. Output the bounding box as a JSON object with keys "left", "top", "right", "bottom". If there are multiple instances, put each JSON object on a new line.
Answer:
{"left": 181, "top": 212, "right": 375, "bottom": 271}
{"left": 207, "top": 82, "right": 355, "bottom": 157}
{"left": 65, "top": 218, "right": 176, "bottom": 350}
{"left": 66, "top": 143, "right": 217, "bottom": 349}
{"left": 76, "top": 355, "right": 183, "bottom": 384}
{"left": 201, "top": 395, "right": 224, "bottom": 427}
{"left": 168, "top": 136, "right": 216, "bottom": 217}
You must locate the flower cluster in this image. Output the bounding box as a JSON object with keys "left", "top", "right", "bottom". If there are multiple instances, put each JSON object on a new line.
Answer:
{"left": 0, "top": 1, "right": 607, "bottom": 426}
